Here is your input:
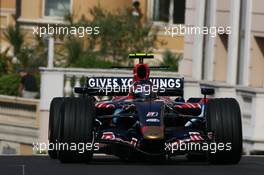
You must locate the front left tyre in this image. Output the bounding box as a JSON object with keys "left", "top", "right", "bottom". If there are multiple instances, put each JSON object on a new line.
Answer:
{"left": 206, "top": 98, "right": 242, "bottom": 164}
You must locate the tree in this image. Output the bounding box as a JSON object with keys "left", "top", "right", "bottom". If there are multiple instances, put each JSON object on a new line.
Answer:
{"left": 88, "top": 6, "right": 162, "bottom": 64}
{"left": 3, "top": 25, "right": 47, "bottom": 71}
{"left": 4, "top": 25, "right": 24, "bottom": 56}
{"left": 63, "top": 6, "right": 164, "bottom": 67}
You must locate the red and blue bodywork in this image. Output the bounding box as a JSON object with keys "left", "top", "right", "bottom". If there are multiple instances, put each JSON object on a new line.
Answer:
{"left": 74, "top": 53, "right": 212, "bottom": 159}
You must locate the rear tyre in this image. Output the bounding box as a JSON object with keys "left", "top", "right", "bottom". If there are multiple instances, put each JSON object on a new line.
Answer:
{"left": 206, "top": 98, "right": 242, "bottom": 164}
{"left": 48, "top": 97, "right": 64, "bottom": 159}
{"left": 58, "top": 97, "right": 95, "bottom": 163}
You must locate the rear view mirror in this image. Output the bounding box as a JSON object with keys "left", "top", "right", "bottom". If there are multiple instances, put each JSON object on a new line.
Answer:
{"left": 201, "top": 88, "right": 215, "bottom": 95}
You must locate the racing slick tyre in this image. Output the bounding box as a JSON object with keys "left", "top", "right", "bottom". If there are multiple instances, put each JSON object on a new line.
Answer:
{"left": 58, "top": 97, "right": 96, "bottom": 163}
{"left": 48, "top": 97, "right": 64, "bottom": 159}
{"left": 206, "top": 98, "right": 242, "bottom": 164}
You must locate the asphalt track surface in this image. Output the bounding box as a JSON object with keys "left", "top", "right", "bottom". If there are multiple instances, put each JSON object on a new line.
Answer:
{"left": 0, "top": 155, "right": 263, "bottom": 175}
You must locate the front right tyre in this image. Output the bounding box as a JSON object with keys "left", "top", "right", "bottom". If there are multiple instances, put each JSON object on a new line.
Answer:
{"left": 48, "top": 97, "right": 64, "bottom": 159}
{"left": 57, "top": 97, "right": 96, "bottom": 163}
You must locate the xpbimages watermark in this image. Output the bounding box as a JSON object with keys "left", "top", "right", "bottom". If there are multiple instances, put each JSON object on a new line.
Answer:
{"left": 165, "top": 142, "right": 232, "bottom": 154}
{"left": 97, "top": 84, "right": 164, "bottom": 96}
{"left": 32, "top": 24, "right": 100, "bottom": 37}
{"left": 33, "top": 141, "right": 100, "bottom": 154}
{"left": 164, "top": 24, "right": 231, "bottom": 38}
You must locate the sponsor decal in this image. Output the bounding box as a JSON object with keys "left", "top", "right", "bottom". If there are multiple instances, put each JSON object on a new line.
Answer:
{"left": 189, "top": 132, "right": 204, "bottom": 141}
{"left": 146, "top": 112, "right": 159, "bottom": 117}
{"left": 87, "top": 77, "right": 182, "bottom": 89}
{"left": 101, "top": 132, "right": 115, "bottom": 140}
{"left": 174, "top": 103, "right": 201, "bottom": 109}
{"left": 207, "top": 132, "right": 214, "bottom": 140}
{"left": 96, "top": 103, "right": 115, "bottom": 108}
{"left": 101, "top": 132, "right": 138, "bottom": 147}
{"left": 146, "top": 118, "right": 160, "bottom": 123}
{"left": 130, "top": 138, "right": 138, "bottom": 146}
{"left": 170, "top": 138, "right": 190, "bottom": 146}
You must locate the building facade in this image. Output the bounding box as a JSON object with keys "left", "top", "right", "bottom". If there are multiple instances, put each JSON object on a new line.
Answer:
{"left": 181, "top": 0, "right": 264, "bottom": 88}
{"left": 0, "top": 0, "right": 16, "bottom": 53}
{"left": 1, "top": 0, "right": 186, "bottom": 56}
{"left": 180, "top": 0, "right": 264, "bottom": 154}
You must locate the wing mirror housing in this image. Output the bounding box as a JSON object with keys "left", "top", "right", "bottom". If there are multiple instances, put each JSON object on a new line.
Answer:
{"left": 201, "top": 88, "right": 215, "bottom": 96}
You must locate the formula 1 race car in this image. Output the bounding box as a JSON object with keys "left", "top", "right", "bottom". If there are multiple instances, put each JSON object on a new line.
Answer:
{"left": 48, "top": 53, "right": 242, "bottom": 164}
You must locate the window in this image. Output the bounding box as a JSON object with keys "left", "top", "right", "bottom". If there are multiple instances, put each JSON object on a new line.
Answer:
{"left": 152, "top": 0, "right": 185, "bottom": 24}
{"left": 44, "top": 0, "right": 71, "bottom": 17}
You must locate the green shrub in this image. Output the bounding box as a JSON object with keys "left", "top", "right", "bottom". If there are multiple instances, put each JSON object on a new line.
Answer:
{"left": 0, "top": 74, "right": 20, "bottom": 96}
{"left": 160, "top": 50, "right": 181, "bottom": 72}
{"left": 74, "top": 52, "right": 114, "bottom": 68}
{"left": 0, "top": 48, "right": 14, "bottom": 76}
